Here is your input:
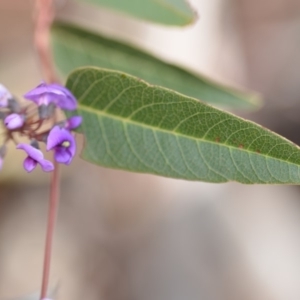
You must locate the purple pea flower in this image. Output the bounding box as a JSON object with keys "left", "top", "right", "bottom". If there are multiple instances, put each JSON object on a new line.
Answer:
{"left": 4, "top": 113, "right": 25, "bottom": 130}
{"left": 46, "top": 126, "right": 76, "bottom": 165}
{"left": 17, "top": 143, "right": 54, "bottom": 173}
{"left": 24, "top": 82, "right": 77, "bottom": 110}
{"left": 65, "top": 115, "right": 82, "bottom": 130}
{"left": 0, "top": 84, "right": 12, "bottom": 108}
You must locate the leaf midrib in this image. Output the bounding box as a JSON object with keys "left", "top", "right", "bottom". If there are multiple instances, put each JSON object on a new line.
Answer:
{"left": 78, "top": 103, "right": 300, "bottom": 168}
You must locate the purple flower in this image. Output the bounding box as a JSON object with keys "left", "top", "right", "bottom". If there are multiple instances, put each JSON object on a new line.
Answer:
{"left": 24, "top": 82, "right": 77, "bottom": 110}
{"left": 65, "top": 115, "right": 82, "bottom": 130}
{"left": 0, "top": 84, "right": 12, "bottom": 108}
{"left": 17, "top": 143, "right": 54, "bottom": 172}
{"left": 46, "top": 126, "right": 76, "bottom": 165}
{"left": 4, "top": 113, "right": 25, "bottom": 130}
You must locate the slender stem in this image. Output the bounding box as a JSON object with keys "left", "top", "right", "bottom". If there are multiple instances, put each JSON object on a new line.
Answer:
{"left": 40, "top": 160, "right": 60, "bottom": 299}
{"left": 34, "top": 0, "right": 57, "bottom": 83}
{"left": 34, "top": 0, "right": 60, "bottom": 299}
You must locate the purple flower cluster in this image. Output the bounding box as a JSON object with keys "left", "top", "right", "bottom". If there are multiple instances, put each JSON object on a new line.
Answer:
{"left": 0, "top": 82, "right": 82, "bottom": 172}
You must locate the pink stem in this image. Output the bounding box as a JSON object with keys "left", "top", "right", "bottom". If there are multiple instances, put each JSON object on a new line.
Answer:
{"left": 33, "top": 0, "right": 60, "bottom": 299}
{"left": 40, "top": 160, "right": 60, "bottom": 299}
{"left": 34, "top": 0, "right": 57, "bottom": 83}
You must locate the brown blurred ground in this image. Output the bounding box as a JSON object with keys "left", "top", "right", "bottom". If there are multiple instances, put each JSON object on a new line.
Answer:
{"left": 1, "top": 1, "right": 300, "bottom": 300}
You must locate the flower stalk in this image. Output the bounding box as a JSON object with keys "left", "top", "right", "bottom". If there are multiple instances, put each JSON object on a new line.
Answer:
{"left": 34, "top": 0, "right": 57, "bottom": 83}
{"left": 40, "top": 159, "right": 60, "bottom": 299}
{"left": 34, "top": 0, "right": 56, "bottom": 297}
{"left": 0, "top": 0, "right": 81, "bottom": 299}
{"left": 33, "top": 0, "right": 66, "bottom": 299}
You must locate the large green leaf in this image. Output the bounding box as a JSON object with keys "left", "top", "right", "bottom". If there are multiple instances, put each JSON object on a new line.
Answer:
{"left": 66, "top": 67, "right": 300, "bottom": 184}
{"left": 76, "top": 0, "right": 196, "bottom": 26}
{"left": 52, "top": 23, "right": 260, "bottom": 110}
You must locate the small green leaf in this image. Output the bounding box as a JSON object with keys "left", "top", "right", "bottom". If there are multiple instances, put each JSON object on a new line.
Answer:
{"left": 76, "top": 0, "right": 196, "bottom": 26}
{"left": 66, "top": 67, "right": 300, "bottom": 184}
{"left": 52, "top": 23, "right": 260, "bottom": 110}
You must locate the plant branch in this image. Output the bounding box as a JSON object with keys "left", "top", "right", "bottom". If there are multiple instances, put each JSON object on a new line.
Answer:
{"left": 34, "top": 0, "right": 57, "bottom": 83}
{"left": 34, "top": 0, "right": 60, "bottom": 299}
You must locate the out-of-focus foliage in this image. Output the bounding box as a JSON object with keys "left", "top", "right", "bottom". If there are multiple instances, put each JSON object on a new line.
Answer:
{"left": 52, "top": 23, "right": 260, "bottom": 110}
{"left": 75, "top": 0, "right": 197, "bottom": 26}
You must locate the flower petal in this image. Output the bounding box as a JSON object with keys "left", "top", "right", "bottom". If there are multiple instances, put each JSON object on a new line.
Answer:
{"left": 55, "top": 95, "right": 77, "bottom": 110}
{"left": 23, "top": 156, "right": 37, "bottom": 172}
{"left": 54, "top": 147, "right": 72, "bottom": 164}
{"left": 66, "top": 116, "right": 82, "bottom": 130}
{"left": 49, "top": 83, "right": 77, "bottom": 110}
{"left": 4, "top": 113, "right": 25, "bottom": 130}
{"left": 39, "top": 159, "right": 54, "bottom": 172}
{"left": 17, "top": 143, "right": 44, "bottom": 162}
{"left": 46, "top": 126, "right": 75, "bottom": 151}
{"left": 24, "top": 82, "right": 64, "bottom": 98}
{"left": 24, "top": 82, "right": 77, "bottom": 110}
{"left": 24, "top": 82, "right": 54, "bottom": 105}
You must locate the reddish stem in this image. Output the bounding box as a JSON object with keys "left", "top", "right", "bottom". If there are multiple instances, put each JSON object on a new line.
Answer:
{"left": 40, "top": 160, "right": 60, "bottom": 299}
{"left": 34, "top": 0, "right": 57, "bottom": 83}
{"left": 33, "top": 0, "right": 60, "bottom": 299}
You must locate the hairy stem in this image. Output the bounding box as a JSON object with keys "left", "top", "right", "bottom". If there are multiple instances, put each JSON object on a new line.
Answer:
{"left": 40, "top": 160, "right": 60, "bottom": 299}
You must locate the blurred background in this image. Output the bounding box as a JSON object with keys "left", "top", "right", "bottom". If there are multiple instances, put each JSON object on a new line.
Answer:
{"left": 1, "top": 0, "right": 300, "bottom": 299}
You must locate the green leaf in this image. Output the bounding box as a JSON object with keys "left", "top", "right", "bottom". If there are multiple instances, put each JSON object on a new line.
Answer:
{"left": 66, "top": 67, "right": 300, "bottom": 184}
{"left": 52, "top": 23, "right": 260, "bottom": 110}
{"left": 75, "top": 0, "right": 196, "bottom": 26}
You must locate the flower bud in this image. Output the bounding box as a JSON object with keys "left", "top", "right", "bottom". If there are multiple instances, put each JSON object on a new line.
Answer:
{"left": 4, "top": 113, "right": 25, "bottom": 130}
{"left": 65, "top": 116, "right": 82, "bottom": 130}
